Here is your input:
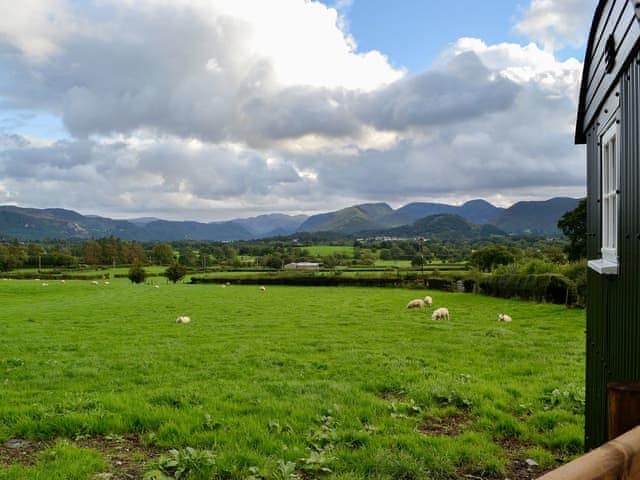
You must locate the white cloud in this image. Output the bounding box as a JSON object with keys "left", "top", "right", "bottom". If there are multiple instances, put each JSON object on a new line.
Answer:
{"left": 515, "top": 0, "right": 597, "bottom": 52}
{"left": 0, "top": 1, "right": 587, "bottom": 220}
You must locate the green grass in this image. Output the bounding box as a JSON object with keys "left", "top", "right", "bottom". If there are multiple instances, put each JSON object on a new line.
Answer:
{"left": 0, "top": 279, "right": 585, "bottom": 479}
{"left": 302, "top": 245, "right": 354, "bottom": 257}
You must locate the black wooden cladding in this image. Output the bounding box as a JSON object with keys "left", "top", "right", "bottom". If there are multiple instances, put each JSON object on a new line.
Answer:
{"left": 578, "top": 0, "right": 640, "bottom": 140}
{"left": 584, "top": 49, "right": 640, "bottom": 449}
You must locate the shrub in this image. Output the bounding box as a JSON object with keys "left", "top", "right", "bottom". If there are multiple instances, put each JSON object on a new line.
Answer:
{"left": 561, "top": 261, "right": 587, "bottom": 306}
{"left": 478, "top": 274, "right": 577, "bottom": 305}
{"left": 462, "top": 278, "right": 477, "bottom": 293}
{"left": 128, "top": 260, "right": 147, "bottom": 284}
{"left": 426, "top": 277, "right": 455, "bottom": 292}
{"left": 165, "top": 262, "right": 188, "bottom": 284}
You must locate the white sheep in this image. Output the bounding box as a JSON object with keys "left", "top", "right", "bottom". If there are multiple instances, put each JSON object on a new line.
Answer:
{"left": 259, "top": 286, "right": 266, "bottom": 291}
{"left": 154, "top": 285, "right": 160, "bottom": 289}
{"left": 60, "top": 279, "right": 65, "bottom": 284}
{"left": 498, "top": 313, "right": 512, "bottom": 322}
{"left": 431, "top": 307, "right": 450, "bottom": 320}
{"left": 41, "top": 283, "right": 48, "bottom": 287}
{"left": 225, "top": 282, "right": 231, "bottom": 286}
{"left": 91, "top": 280, "right": 99, "bottom": 285}
{"left": 176, "top": 315, "right": 191, "bottom": 324}
{"left": 407, "top": 299, "right": 426, "bottom": 309}
{"left": 104, "top": 281, "right": 110, "bottom": 285}
{"left": 424, "top": 295, "right": 433, "bottom": 307}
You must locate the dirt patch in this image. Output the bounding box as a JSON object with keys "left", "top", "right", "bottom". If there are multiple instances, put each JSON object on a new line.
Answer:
{"left": 377, "top": 390, "right": 407, "bottom": 401}
{"left": 418, "top": 413, "right": 472, "bottom": 437}
{"left": 496, "top": 437, "right": 563, "bottom": 480}
{"left": 76, "top": 434, "right": 162, "bottom": 479}
{"left": 0, "top": 435, "right": 162, "bottom": 479}
{"left": 0, "top": 439, "right": 52, "bottom": 466}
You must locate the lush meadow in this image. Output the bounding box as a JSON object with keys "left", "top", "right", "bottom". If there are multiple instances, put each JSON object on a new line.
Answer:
{"left": 0, "top": 279, "right": 585, "bottom": 479}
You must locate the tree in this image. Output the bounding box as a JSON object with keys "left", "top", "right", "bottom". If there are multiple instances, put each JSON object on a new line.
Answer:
{"left": 411, "top": 253, "right": 424, "bottom": 267}
{"left": 471, "top": 245, "right": 516, "bottom": 272}
{"left": 558, "top": 198, "right": 587, "bottom": 261}
{"left": 178, "top": 250, "right": 198, "bottom": 267}
{"left": 127, "top": 260, "right": 147, "bottom": 284}
{"left": 165, "top": 262, "right": 188, "bottom": 284}
{"left": 82, "top": 240, "right": 102, "bottom": 265}
{"left": 263, "top": 255, "right": 283, "bottom": 269}
{"left": 152, "top": 243, "right": 175, "bottom": 265}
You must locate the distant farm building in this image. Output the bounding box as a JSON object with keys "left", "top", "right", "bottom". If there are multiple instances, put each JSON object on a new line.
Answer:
{"left": 576, "top": 0, "right": 640, "bottom": 449}
{"left": 284, "top": 262, "right": 321, "bottom": 270}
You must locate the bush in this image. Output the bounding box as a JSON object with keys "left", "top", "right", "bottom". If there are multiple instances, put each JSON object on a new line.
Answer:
{"left": 561, "top": 261, "right": 587, "bottom": 306}
{"left": 128, "top": 260, "right": 147, "bottom": 284}
{"left": 478, "top": 274, "right": 577, "bottom": 305}
{"left": 165, "top": 262, "right": 188, "bottom": 284}
{"left": 426, "top": 277, "right": 456, "bottom": 292}
{"left": 462, "top": 278, "right": 477, "bottom": 293}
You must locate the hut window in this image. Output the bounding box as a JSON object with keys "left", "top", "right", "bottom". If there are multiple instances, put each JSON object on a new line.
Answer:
{"left": 601, "top": 124, "right": 619, "bottom": 262}
{"left": 589, "top": 123, "right": 620, "bottom": 275}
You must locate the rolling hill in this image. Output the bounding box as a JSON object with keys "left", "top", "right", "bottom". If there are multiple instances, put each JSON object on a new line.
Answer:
{"left": 297, "top": 203, "right": 395, "bottom": 234}
{"left": 492, "top": 197, "right": 579, "bottom": 235}
{"left": 0, "top": 196, "right": 580, "bottom": 241}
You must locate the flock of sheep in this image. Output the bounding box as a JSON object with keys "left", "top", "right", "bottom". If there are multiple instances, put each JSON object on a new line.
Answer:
{"left": 407, "top": 295, "right": 512, "bottom": 323}
{"left": 32, "top": 277, "right": 514, "bottom": 326}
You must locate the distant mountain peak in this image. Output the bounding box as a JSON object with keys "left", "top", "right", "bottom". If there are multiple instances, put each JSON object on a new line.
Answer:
{"left": 0, "top": 196, "right": 580, "bottom": 241}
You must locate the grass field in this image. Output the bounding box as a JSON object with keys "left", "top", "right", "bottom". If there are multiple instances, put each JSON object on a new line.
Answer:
{"left": 0, "top": 279, "right": 585, "bottom": 479}
{"left": 302, "top": 246, "right": 354, "bottom": 257}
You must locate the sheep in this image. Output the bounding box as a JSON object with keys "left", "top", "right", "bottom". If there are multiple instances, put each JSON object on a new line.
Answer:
{"left": 259, "top": 286, "right": 266, "bottom": 291}
{"left": 91, "top": 280, "right": 99, "bottom": 285}
{"left": 424, "top": 295, "right": 433, "bottom": 307}
{"left": 431, "top": 307, "right": 450, "bottom": 320}
{"left": 154, "top": 285, "right": 160, "bottom": 289}
{"left": 498, "top": 313, "right": 512, "bottom": 323}
{"left": 60, "top": 279, "right": 65, "bottom": 284}
{"left": 176, "top": 315, "right": 191, "bottom": 324}
{"left": 104, "top": 281, "right": 110, "bottom": 286}
{"left": 407, "top": 299, "right": 426, "bottom": 309}
{"left": 41, "top": 283, "right": 48, "bottom": 287}
{"left": 221, "top": 284, "right": 226, "bottom": 288}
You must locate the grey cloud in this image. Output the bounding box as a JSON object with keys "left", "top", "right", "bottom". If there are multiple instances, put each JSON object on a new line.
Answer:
{"left": 357, "top": 53, "right": 520, "bottom": 131}
{"left": 0, "top": 1, "right": 586, "bottom": 218}
{"left": 0, "top": 3, "right": 522, "bottom": 145}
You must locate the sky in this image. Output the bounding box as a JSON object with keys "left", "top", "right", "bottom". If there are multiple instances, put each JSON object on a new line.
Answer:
{"left": 0, "top": 0, "right": 598, "bottom": 221}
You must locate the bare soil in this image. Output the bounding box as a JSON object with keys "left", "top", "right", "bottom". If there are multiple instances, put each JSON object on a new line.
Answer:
{"left": 0, "top": 435, "right": 163, "bottom": 479}
{"left": 418, "top": 412, "right": 472, "bottom": 437}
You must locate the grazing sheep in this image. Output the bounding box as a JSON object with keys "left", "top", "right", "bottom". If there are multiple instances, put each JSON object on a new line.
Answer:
{"left": 154, "top": 285, "right": 160, "bottom": 289}
{"left": 424, "top": 295, "right": 433, "bottom": 307}
{"left": 176, "top": 316, "right": 191, "bottom": 324}
{"left": 104, "top": 281, "right": 110, "bottom": 285}
{"left": 60, "top": 279, "right": 65, "bottom": 284}
{"left": 41, "top": 283, "right": 48, "bottom": 287}
{"left": 225, "top": 282, "right": 231, "bottom": 286}
{"left": 259, "top": 286, "right": 266, "bottom": 291}
{"left": 34, "top": 278, "right": 40, "bottom": 281}
{"left": 498, "top": 313, "right": 512, "bottom": 323}
{"left": 91, "top": 280, "right": 99, "bottom": 285}
{"left": 407, "top": 299, "right": 426, "bottom": 309}
{"left": 431, "top": 307, "right": 450, "bottom": 320}
{"left": 221, "top": 284, "right": 226, "bottom": 288}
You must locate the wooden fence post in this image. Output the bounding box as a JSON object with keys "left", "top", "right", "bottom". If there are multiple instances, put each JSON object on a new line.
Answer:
{"left": 608, "top": 382, "right": 640, "bottom": 440}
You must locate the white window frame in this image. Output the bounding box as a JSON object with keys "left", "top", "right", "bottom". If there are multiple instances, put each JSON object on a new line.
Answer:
{"left": 588, "top": 122, "right": 620, "bottom": 275}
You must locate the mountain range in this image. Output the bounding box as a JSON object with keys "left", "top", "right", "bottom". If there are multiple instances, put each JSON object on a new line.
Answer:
{"left": 0, "top": 197, "right": 579, "bottom": 242}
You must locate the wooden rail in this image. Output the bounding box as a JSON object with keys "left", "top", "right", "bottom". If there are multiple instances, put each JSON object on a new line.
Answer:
{"left": 537, "top": 426, "right": 640, "bottom": 480}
